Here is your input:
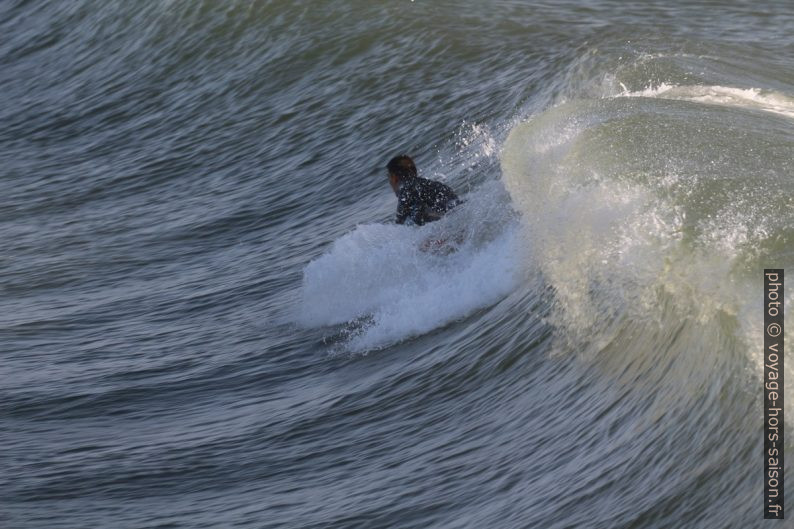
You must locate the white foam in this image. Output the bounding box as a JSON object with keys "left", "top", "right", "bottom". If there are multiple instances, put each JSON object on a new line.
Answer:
{"left": 297, "top": 183, "right": 523, "bottom": 352}
{"left": 616, "top": 83, "right": 794, "bottom": 119}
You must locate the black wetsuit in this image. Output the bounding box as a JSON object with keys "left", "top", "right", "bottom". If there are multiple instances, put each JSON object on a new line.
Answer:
{"left": 395, "top": 176, "right": 460, "bottom": 225}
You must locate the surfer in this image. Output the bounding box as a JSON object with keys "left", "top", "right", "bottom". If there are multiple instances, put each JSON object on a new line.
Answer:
{"left": 387, "top": 155, "right": 460, "bottom": 225}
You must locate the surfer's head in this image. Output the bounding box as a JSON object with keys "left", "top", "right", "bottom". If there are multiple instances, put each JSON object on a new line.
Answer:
{"left": 387, "top": 154, "right": 417, "bottom": 193}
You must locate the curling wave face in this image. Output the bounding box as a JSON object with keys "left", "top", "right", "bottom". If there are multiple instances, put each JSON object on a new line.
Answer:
{"left": 502, "top": 71, "right": 794, "bottom": 421}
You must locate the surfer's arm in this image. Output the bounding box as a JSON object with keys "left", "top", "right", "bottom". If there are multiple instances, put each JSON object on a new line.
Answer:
{"left": 396, "top": 207, "right": 408, "bottom": 224}
{"left": 395, "top": 188, "right": 413, "bottom": 224}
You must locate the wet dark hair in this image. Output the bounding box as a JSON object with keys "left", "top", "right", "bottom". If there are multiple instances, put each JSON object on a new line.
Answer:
{"left": 386, "top": 155, "right": 417, "bottom": 181}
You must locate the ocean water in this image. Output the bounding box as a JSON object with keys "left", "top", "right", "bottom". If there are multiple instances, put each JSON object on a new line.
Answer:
{"left": 2, "top": 1, "right": 794, "bottom": 527}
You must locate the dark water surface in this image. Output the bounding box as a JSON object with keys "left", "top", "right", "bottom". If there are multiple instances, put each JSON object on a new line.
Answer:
{"left": 2, "top": 1, "right": 794, "bottom": 528}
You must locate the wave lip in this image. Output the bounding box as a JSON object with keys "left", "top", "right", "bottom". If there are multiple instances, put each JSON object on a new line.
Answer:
{"left": 616, "top": 83, "right": 794, "bottom": 119}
